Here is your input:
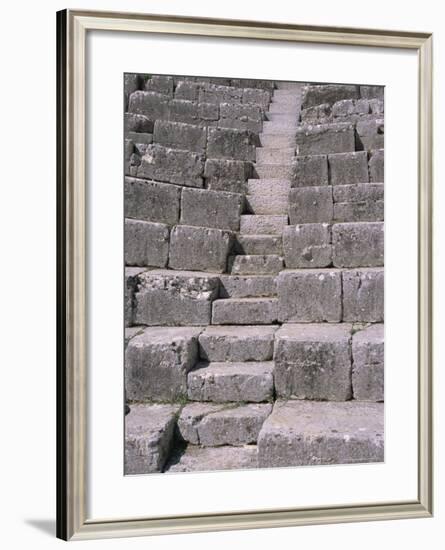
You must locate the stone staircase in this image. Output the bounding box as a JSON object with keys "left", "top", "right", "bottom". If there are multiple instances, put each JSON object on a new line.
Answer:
{"left": 124, "top": 76, "right": 384, "bottom": 474}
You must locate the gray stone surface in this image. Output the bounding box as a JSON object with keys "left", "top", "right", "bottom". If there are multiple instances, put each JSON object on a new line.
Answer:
{"left": 277, "top": 269, "right": 342, "bottom": 322}
{"left": 295, "top": 123, "right": 355, "bottom": 155}
{"left": 180, "top": 188, "right": 244, "bottom": 231}
{"left": 198, "top": 102, "right": 219, "bottom": 121}
{"left": 125, "top": 404, "right": 180, "bottom": 474}
{"left": 302, "top": 84, "right": 360, "bottom": 109}
{"left": 240, "top": 215, "right": 288, "bottom": 235}
{"left": 124, "top": 74, "right": 141, "bottom": 109}
{"left": 219, "top": 275, "right": 277, "bottom": 299}
{"left": 124, "top": 112, "right": 154, "bottom": 134}
{"left": 212, "top": 298, "right": 278, "bottom": 325}
{"left": 274, "top": 323, "right": 353, "bottom": 400}
{"left": 289, "top": 187, "right": 333, "bottom": 224}
{"left": 256, "top": 148, "right": 295, "bottom": 164}
{"left": 204, "top": 158, "right": 252, "bottom": 194}
{"left": 199, "top": 83, "right": 243, "bottom": 105}
{"left": 360, "top": 85, "right": 384, "bottom": 100}
{"left": 134, "top": 269, "right": 219, "bottom": 326}
{"left": 153, "top": 120, "right": 207, "bottom": 153}
{"left": 167, "top": 99, "right": 199, "bottom": 124}
{"left": 175, "top": 80, "right": 200, "bottom": 101}
{"left": 125, "top": 326, "right": 144, "bottom": 349}
{"left": 342, "top": 268, "right": 384, "bottom": 322}
{"left": 234, "top": 235, "right": 282, "bottom": 256}
{"left": 219, "top": 102, "right": 264, "bottom": 132}
{"left": 356, "top": 118, "right": 384, "bottom": 151}
{"left": 258, "top": 400, "right": 384, "bottom": 467}
{"left": 332, "top": 222, "right": 384, "bottom": 267}
{"left": 331, "top": 99, "right": 371, "bottom": 118}
{"left": 352, "top": 323, "right": 384, "bottom": 401}
{"left": 169, "top": 225, "right": 233, "bottom": 273}
{"left": 125, "top": 218, "right": 170, "bottom": 268}
{"left": 292, "top": 154, "right": 329, "bottom": 187}
{"left": 333, "top": 183, "right": 384, "bottom": 222}
{"left": 124, "top": 177, "right": 181, "bottom": 225}
{"left": 166, "top": 444, "right": 259, "bottom": 472}
{"left": 369, "top": 149, "right": 384, "bottom": 182}
{"left": 328, "top": 151, "right": 369, "bottom": 185}
{"left": 254, "top": 163, "right": 293, "bottom": 180}
{"left": 137, "top": 144, "right": 204, "bottom": 188}
{"left": 128, "top": 91, "right": 169, "bottom": 119}
{"left": 283, "top": 224, "right": 332, "bottom": 268}
{"left": 300, "top": 103, "right": 331, "bottom": 123}
{"left": 246, "top": 180, "right": 291, "bottom": 215}
{"left": 187, "top": 361, "right": 275, "bottom": 403}
{"left": 207, "top": 127, "right": 259, "bottom": 161}
{"left": 243, "top": 87, "right": 271, "bottom": 108}
{"left": 144, "top": 75, "right": 174, "bottom": 96}
{"left": 229, "top": 255, "right": 283, "bottom": 275}
{"left": 125, "top": 267, "right": 146, "bottom": 327}
{"left": 199, "top": 325, "right": 277, "bottom": 362}
{"left": 126, "top": 132, "right": 153, "bottom": 146}
{"left": 125, "top": 326, "right": 202, "bottom": 401}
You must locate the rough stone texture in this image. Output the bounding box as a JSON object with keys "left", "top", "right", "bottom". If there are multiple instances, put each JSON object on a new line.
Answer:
{"left": 124, "top": 218, "right": 170, "bottom": 268}
{"left": 167, "top": 99, "right": 200, "bottom": 124}
{"left": 360, "top": 85, "right": 384, "bottom": 100}
{"left": 124, "top": 74, "right": 141, "bottom": 110}
{"left": 289, "top": 186, "right": 333, "bottom": 224}
{"left": 274, "top": 323, "right": 352, "bottom": 400}
{"left": 169, "top": 225, "right": 233, "bottom": 273}
{"left": 300, "top": 103, "right": 331, "bottom": 123}
{"left": 246, "top": 180, "right": 291, "bottom": 215}
{"left": 277, "top": 269, "right": 342, "bottom": 322}
{"left": 332, "top": 99, "right": 371, "bottom": 118}
{"left": 199, "top": 325, "right": 277, "bottom": 362}
{"left": 153, "top": 120, "right": 207, "bottom": 153}
{"left": 283, "top": 224, "right": 332, "bottom": 268}
{"left": 125, "top": 326, "right": 202, "bottom": 401}
{"left": 243, "top": 88, "right": 271, "bottom": 108}
{"left": 126, "top": 132, "right": 153, "bottom": 146}
{"left": 333, "top": 183, "right": 384, "bottom": 222}
{"left": 125, "top": 404, "right": 180, "bottom": 474}
{"left": 134, "top": 269, "right": 220, "bottom": 326}
{"left": 178, "top": 403, "right": 272, "bottom": 446}
{"left": 144, "top": 75, "right": 174, "bottom": 96}
{"left": 229, "top": 255, "right": 283, "bottom": 275}
{"left": 199, "top": 102, "right": 219, "bottom": 121}
{"left": 188, "top": 361, "right": 275, "bottom": 403}
{"left": 356, "top": 118, "right": 384, "bottom": 151}
{"left": 234, "top": 235, "right": 282, "bottom": 256}
{"left": 125, "top": 326, "right": 144, "bottom": 349}
{"left": 125, "top": 267, "right": 146, "bottom": 327}
{"left": 128, "top": 91, "right": 169, "bottom": 119}
{"left": 219, "top": 102, "right": 264, "bottom": 132}
{"left": 296, "top": 123, "right": 355, "bottom": 155}
{"left": 124, "top": 112, "right": 154, "bottom": 134}
{"left": 175, "top": 80, "right": 200, "bottom": 101}
{"left": 332, "top": 222, "right": 384, "bottom": 267}
{"left": 137, "top": 144, "right": 204, "bottom": 188}
{"left": 212, "top": 298, "right": 278, "bottom": 325}
{"left": 369, "top": 149, "right": 384, "bottom": 182}
{"left": 256, "top": 147, "right": 295, "bottom": 164}
{"left": 254, "top": 163, "right": 294, "bottom": 180}
{"left": 292, "top": 154, "right": 329, "bottom": 187}
{"left": 240, "top": 215, "right": 288, "bottom": 235}
{"left": 302, "top": 84, "right": 360, "bottom": 109}
{"left": 180, "top": 188, "right": 244, "bottom": 231}
{"left": 258, "top": 400, "right": 384, "bottom": 467}
{"left": 352, "top": 323, "right": 384, "bottom": 401}
{"left": 124, "top": 177, "right": 181, "bottom": 225}
{"left": 166, "top": 445, "right": 259, "bottom": 472}
{"left": 199, "top": 83, "right": 243, "bottom": 105}
{"left": 219, "top": 275, "right": 277, "bottom": 299}
{"left": 328, "top": 151, "right": 369, "bottom": 185}
{"left": 342, "top": 268, "right": 384, "bottom": 322}
{"left": 207, "top": 127, "right": 259, "bottom": 161}
{"left": 204, "top": 159, "right": 252, "bottom": 194}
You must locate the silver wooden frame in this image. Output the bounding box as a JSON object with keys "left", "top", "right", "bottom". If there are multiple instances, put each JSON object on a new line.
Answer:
{"left": 56, "top": 9, "right": 433, "bottom": 541}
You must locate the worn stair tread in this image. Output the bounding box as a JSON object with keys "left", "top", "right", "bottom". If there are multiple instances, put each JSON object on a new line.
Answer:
{"left": 229, "top": 254, "right": 284, "bottom": 275}
{"left": 241, "top": 215, "right": 288, "bottom": 235}
{"left": 165, "top": 444, "right": 259, "bottom": 472}
{"left": 212, "top": 297, "right": 279, "bottom": 325}
{"left": 259, "top": 133, "right": 296, "bottom": 148}
{"left": 255, "top": 164, "right": 294, "bottom": 179}
{"left": 219, "top": 274, "right": 278, "bottom": 298}
{"left": 234, "top": 234, "right": 283, "bottom": 256}
{"left": 256, "top": 147, "right": 296, "bottom": 164}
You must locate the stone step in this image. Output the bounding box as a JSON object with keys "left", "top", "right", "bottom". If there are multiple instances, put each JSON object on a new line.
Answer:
{"left": 219, "top": 274, "right": 277, "bottom": 298}
{"left": 229, "top": 254, "right": 284, "bottom": 275}
{"left": 254, "top": 163, "right": 294, "bottom": 179}
{"left": 262, "top": 121, "right": 298, "bottom": 133}
{"left": 187, "top": 361, "right": 275, "bottom": 402}
{"left": 268, "top": 103, "right": 300, "bottom": 114}
{"left": 332, "top": 222, "right": 384, "bottom": 268}
{"left": 177, "top": 402, "right": 273, "bottom": 446}
{"left": 212, "top": 297, "right": 278, "bottom": 324}
{"left": 266, "top": 113, "right": 298, "bottom": 124}
{"left": 258, "top": 400, "right": 384, "bottom": 467}
{"left": 352, "top": 323, "right": 384, "bottom": 401}
{"left": 198, "top": 325, "right": 277, "bottom": 362}
{"left": 273, "top": 89, "right": 301, "bottom": 100}
{"left": 234, "top": 234, "right": 283, "bottom": 256}
{"left": 255, "top": 147, "right": 295, "bottom": 164}
{"left": 246, "top": 179, "right": 291, "bottom": 214}
{"left": 165, "top": 444, "right": 258, "bottom": 472}
{"left": 240, "top": 215, "right": 288, "bottom": 235}
{"left": 333, "top": 183, "right": 384, "bottom": 222}
{"left": 259, "top": 133, "right": 295, "bottom": 148}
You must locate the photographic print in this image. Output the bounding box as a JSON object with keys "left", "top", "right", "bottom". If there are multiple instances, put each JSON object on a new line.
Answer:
{"left": 123, "top": 74, "right": 384, "bottom": 475}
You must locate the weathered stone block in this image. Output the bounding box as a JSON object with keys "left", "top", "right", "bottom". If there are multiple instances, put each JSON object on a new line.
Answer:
{"left": 124, "top": 176, "right": 181, "bottom": 224}
{"left": 369, "top": 149, "right": 384, "bottom": 182}
{"left": 295, "top": 123, "right": 355, "bottom": 155}
{"left": 332, "top": 222, "right": 384, "bottom": 267}
{"left": 137, "top": 144, "right": 204, "bottom": 188}
{"left": 219, "top": 275, "right": 277, "bottom": 299}
{"left": 246, "top": 180, "right": 291, "bottom": 215}
{"left": 199, "top": 325, "right": 277, "bottom": 362}
{"left": 369, "top": 99, "right": 384, "bottom": 115}
{"left": 258, "top": 400, "right": 384, "bottom": 467}
{"left": 134, "top": 269, "right": 219, "bottom": 326}
{"left": 167, "top": 99, "right": 199, "bottom": 124}
{"left": 199, "top": 83, "right": 243, "bottom": 105}
{"left": 333, "top": 183, "right": 384, "bottom": 222}
{"left": 124, "top": 218, "right": 169, "bottom": 268}
{"left": 124, "top": 74, "right": 141, "bottom": 109}
{"left": 125, "top": 404, "right": 180, "bottom": 474}
{"left": 180, "top": 188, "right": 244, "bottom": 231}
{"left": 166, "top": 445, "right": 258, "bottom": 472}
{"left": 283, "top": 224, "right": 332, "bottom": 268}
{"left": 328, "top": 151, "right": 369, "bottom": 185}
{"left": 126, "top": 326, "right": 201, "bottom": 401}
{"left": 302, "top": 84, "right": 360, "bottom": 109}
{"left": 300, "top": 103, "right": 331, "bottom": 123}
{"left": 277, "top": 269, "right": 342, "bottom": 322}
{"left": 274, "top": 323, "right": 352, "bottom": 400}
{"left": 212, "top": 298, "right": 278, "bottom": 325}
{"left": 144, "top": 75, "right": 174, "bottom": 96}
{"left": 207, "top": 127, "right": 259, "bottom": 161}
{"left": 243, "top": 88, "right": 271, "bottom": 108}
{"left": 360, "top": 85, "right": 384, "bottom": 100}
{"left": 125, "top": 326, "right": 144, "bottom": 349}
{"left": 153, "top": 120, "right": 207, "bottom": 153}
{"left": 187, "top": 361, "right": 274, "bottom": 403}
{"left": 126, "top": 132, "right": 153, "bottom": 145}
{"left": 125, "top": 267, "right": 146, "bottom": 327}
{"left": 342, "top": 268, "right": 384, "bottom": 322}
{"left": 234, "top": 235, "right": 282, "bottom": 256}
{"left": 352, "top": 324, "right": 384, "bottom": 401}
{"left": 204, "top": 158, "right": 252, "bottom": 194}
{"left": 174, "top": 80, "right": 200, "bottom": 101}
{"left": 240, "top": 215, "right": 288, "bottom": 235}
{"left": 220, "top": 102, "right": 263, "bottom": 121}
{"left": 229, "top": 255, "right": 283, "bottom": 275}
{"left": 128, "top": 91, "right": 169, "bottom": 119}
{"left": 356, "top": 118, "right": 384, "bottom": 150}
{"left": 124, "top": 112, "right": 154, "bottom": 134}
{"left": 332, "top": 99, "right": 370, "bottom": 118}
{"left": 288, "top": 186, "right": 333, "bottom": 224}
{"left": 292, "top": 154, "right": 329, "bottom": 187}
{"left": 198, "top": 102, "right": 219, "bottom": 121}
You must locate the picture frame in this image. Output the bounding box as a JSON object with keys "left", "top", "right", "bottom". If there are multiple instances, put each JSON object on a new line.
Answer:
{"left": 57, "top": 8, "right": 433, "bottom": 541}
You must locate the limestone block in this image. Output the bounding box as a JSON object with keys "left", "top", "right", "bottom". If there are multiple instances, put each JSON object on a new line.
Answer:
{"left": 212, "top": 298, "right": 278, "bottom": 325}
{"left": 125, "top": 267, "right": 146, "bottom": 327}
{"left": 352, "top": 323, "right": 384, "bottom": 401}
{"left": 292, "top": 154, "right": 329, "bottom": 187}
{"left": 342, "top": 268, "right": 384, "bottom": 322}
{"left": 174, "top": 80, "right": 200, "bottom": 101}
{"left": 165, "top": 445, "right": 258, "bottom": 472}
{"left": 332, "top": 99, "right": 371, "bottom": 118}
{"left": 328, "top": 151, "right": 369, "bottom": 185}
{"left": 144, "top": 75, "right": 174, "bottom": 96}
{"left": 333, "top": 183, "right": 384, "bottom": 222}
{"left": 283, "top": 224, "right": 332, "bottom": 268}
{"left": 198, "top": 102, "right": 219, "bottom": 121}
{"left": 128, "top": 91, "right": 169, "bottom": 119}
{"left": 295, "top": 123, "right": 355, "bottom": 155}
{"left": 124, "top": 177, "right": 181, "bottom": 225}
{"left": 207, "top": 127, "right": 259, "bottom": 162}
{"left": 204, "top": 158, "right": 252, "bottom": 194}
{"left": 219, "top": 275, "right": 277, "bottom": 299}
{"left": 300, "top": 104, "right": 331, "bottom": 123}
{"left": 153, "top": 120, "right": 207, "bottom": 153}
{"left": 199, "top": 83, "right": 243, "bottom": 105}
{"left": 234, "top": 235, "right": 282, "bottom": 256}
{"left": 228, "top": 255, "right": 283, "bottom": 275}
{"left": 356, "top": 118, "right": 384, "bottom": 151}
{"left": 126, "top": 132, "right": 153, "bottom": 146}
{"left": 240, "top": 215, "right": 288, "bottom": 235}
{"left": 167, "top": 99, "right": 199, "bottom": 124}
{"left": 243, "top": 88, "right": 271, "bottom": 108}
{"left": 125, "top": 326, "right": 144, "bottom": 349}
{"left": 369, "top": 149, "right": 384, "bottom": 182}
{"left": 302, "top": 84, "right": 360, "bottom": 108}
{"left": 360, "top": 85, "right": 384, "bottom": 100}
{"left": 124, "top": 218, "right": 169, "bottom": 268}
{"left": 332, "top": 222, "right": 384, "bottom": 267}
{"left": 124, "top": 113, "right": 154, "bottom": 134}
{"left": 288, "top": 186, "right": 333, "bottom": 224}
{"left": 124, "top": 74, "right": 141, "bottom": 109}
